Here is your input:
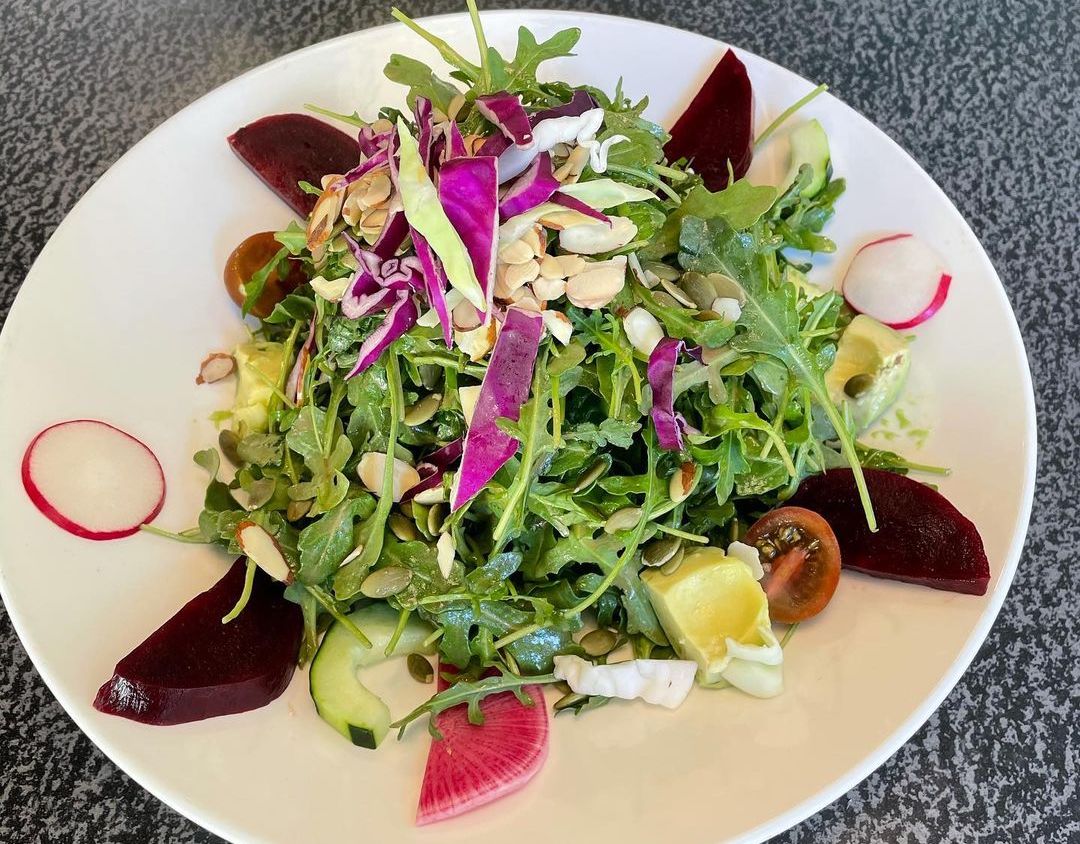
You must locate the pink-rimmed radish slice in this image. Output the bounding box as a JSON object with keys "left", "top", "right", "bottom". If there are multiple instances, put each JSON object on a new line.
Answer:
{"left": 416, "top": 668, "right": 550, "bottom": 825}
{"left": 842, "top": 233, "right": 953, "bottom": 330}
{"left": 21, "top": 420, "right": 165, "bottom": 540}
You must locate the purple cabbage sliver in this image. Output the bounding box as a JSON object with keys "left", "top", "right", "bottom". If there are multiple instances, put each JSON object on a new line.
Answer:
{"left": 475, "top": 93, "right": 533, "bottom": 146}
{"left": 346, "top": 290, "right": 418, "bottom": 378}
{"left": 499, "top": 152, "right": 560, "bottom": 220}
{"left": 413, "top": 232, "right": 454, "bottom": 346}
{"left": 551, "top": 191, "right": 611, "bottom": 225}
{"left": 450, "top": 308, "right": 544, "bottom": 510}
{"left": 438, "top": 156, "right": 499, "bottom": 311}
{"left": 532, "top": 89, "right": 598, "bottom": 123}
{"left": 648, "top": 337, "right": 687, "bottom": 451}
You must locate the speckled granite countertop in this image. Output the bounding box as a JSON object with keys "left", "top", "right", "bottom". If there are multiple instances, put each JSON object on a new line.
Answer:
{"left": 1, "top": 0, "right": 1077, "bottom": 841}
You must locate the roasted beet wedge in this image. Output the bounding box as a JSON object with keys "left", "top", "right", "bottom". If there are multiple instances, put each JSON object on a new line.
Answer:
{"left": 228, "top": 114, "right": 360, "bottom": 216}
{"left": 94, "top": 558, "right": 303, "bottom": 725}
{"left": 788, "top": 469, "right": 990, "bottom": 595}
{"left": 664, "top": 49, "right": 754, "bottom": 190}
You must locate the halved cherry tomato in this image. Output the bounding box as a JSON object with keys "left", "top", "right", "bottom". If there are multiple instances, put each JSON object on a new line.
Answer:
{"left": 744, "top": 506, "right": 841, "bottom": 624}
{"left": 223, "top": 231, "right": 307, "bottom": 319}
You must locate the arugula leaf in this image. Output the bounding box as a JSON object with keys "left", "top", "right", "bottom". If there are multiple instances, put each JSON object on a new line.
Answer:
{"left": 237, "top": 433, "right": 283, "bottom": 467}
{"left": 486, "top": 26, "right": 581, "bottom": 98}
{"left": 646, "top": 181, "right": 778, "bottom": 259}
{"left": 564, "top": 418, "right": 640, "bottom": 449}
{"left": 382, "top": 538, "right": 464, "bottom": 609}
{"left": 296, "top": 495, "right": 374, "bottom": 586}
{"left": 384, "top": 54, "right": 462, "bottom": 112}
{"left": 631, "top": 279, "right": 735, "bottom": 348}
{"left": 677, "top": 215, "right": 876, "bottom": 529}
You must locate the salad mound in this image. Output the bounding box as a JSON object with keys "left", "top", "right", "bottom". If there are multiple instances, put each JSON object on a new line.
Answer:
{"left": 46, "top": 0, "right": 989, "bottom": 826}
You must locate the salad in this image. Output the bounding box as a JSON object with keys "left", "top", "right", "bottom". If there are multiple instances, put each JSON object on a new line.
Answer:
{"left": 20, "top": 2, "right": 990, "bottom": 826}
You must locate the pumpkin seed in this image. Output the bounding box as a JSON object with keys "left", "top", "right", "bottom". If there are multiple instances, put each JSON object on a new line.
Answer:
{"left": 580, "top": 628, "right": 618, "bottom": 657}
{"left": 407, "top": 653, "right": 434, "bottom": 684}
{"left": 389, "top": 513, "right": 419, "bottom": 542}
{"left": 642, "top": 535, "right": 683, "bottom": 568}
{"left": 574, "top": 460, "right": 607, "bottom": 493}
{"left": 218, "top": 429, "right": 241, "bottom": 466}
{"left": 359, "top": 566, "right": 413, "bottom": 599}
{"left": 553, "top": 681, "right": 573, "bottom": 695}
{"left": 660, "top": 277, "right": 696, "bottom": 308}
{"left": 404, "top": 393, "right": 442, "bottom": 426}
{"left": 844, "top": 373, "right": 875, "bottom": 398}
{"left": 652, "top": 290, "right": 683, "bottom": 310}
{"left": 427, "top": 502, "right": 447, "bottom": 536}
{"left": 660, "top": 546, "right": 685, "bottom": 576}
{"left": 554, "top": 691, "right": 588, "bottom": 712}
{"left": 604, "top": 507, "right": 643, "bottom": 534}
{"left": 399, "top": 500, "right": 414, "bottom": 519}
{"left": 419, "top": 364, "right": 442, "bottom": 391}
{"left": 286, "top": 498, "right": 313, "bottom": 521}
{"left": 411, "top": 502, "right": 431, "bottom": 538}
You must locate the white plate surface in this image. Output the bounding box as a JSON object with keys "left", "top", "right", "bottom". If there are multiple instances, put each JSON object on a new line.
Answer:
{"left": 0, "top": 11, "right": 1036, "bottom": 844}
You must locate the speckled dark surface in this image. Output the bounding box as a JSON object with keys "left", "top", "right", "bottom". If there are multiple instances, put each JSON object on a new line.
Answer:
{"left": 1, "top": 1, "right": 1077, "bottom": 842}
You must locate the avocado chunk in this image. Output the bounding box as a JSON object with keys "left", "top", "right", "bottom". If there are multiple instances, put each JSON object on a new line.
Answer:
{"left": 232, "top": 341, "right": 285, "bottom": 434}
{"left": 642, "top": 547, "right": 783, "bottom": 698}
{"left": 825, "top": 314, "right": 910, "bottom": 433}
{"left": 781, "top": 119, "right": 830, "bottom": 198}
{"left": 309, "top": 604, "right": 435, "bottom": 749}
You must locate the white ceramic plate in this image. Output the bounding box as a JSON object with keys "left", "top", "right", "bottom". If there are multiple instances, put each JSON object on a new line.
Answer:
{"left": 0, "top": 11, "right": 1036, "bottom": 844}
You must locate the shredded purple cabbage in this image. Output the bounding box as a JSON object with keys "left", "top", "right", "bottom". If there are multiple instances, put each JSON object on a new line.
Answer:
{"left": 551, "top": 192, "right": 611, "bottom": 225}
{"left": 648, "top": 337, "right": 687, "bottom": 451}
{"left": 438, "top": 156, "right": 499, "bottom": 311}
{"left": 451, "top": 308, "right": 544, "bottom": 509}
{"left": 532, "top": 89, "right": 598, "bottom": 123}
{"left": 499, "top": 152, "right": 559, "bottom": 220}
{"left": 346, "top": 289, "right": 418, "bottom": 378}
{"left": 475, "top": 93, "right": 533, "bottom": 147}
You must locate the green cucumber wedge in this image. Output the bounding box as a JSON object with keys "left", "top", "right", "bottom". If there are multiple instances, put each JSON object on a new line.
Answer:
{"left": 782, "top": 119, "right": 830, "bottom": 198}
{"left": 309, "top": 604, "right": 434, "bottom": 749}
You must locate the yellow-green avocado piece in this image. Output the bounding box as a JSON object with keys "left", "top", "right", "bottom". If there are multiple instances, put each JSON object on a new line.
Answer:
{"left": 825, "top": 314, "right": 910, "bottom": 432}
{"left": 642, "top": 547, "right": 783, "bottom": 698}
{"left": 231, "top": 341, "right": 285, "bottom": 434}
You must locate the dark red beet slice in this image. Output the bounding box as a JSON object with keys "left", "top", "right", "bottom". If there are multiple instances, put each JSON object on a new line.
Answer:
{"left": 228, "top": 114, "right": 360, "bottom": 216}
{"left": 664, "top": 49, "right": 754, "bottom": 190}
{"left": 787, "top": 469, "right": 990, "bottom": 595}
{"left": 94, "top": 558, "right": 303, "bottom": 725}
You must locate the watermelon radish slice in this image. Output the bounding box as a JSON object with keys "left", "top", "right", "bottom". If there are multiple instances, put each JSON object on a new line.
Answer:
{"left": 416, "top": 668, "right": 550, "bottom": 825}
{"left": 842, "top": 233, "right": 952, "bottom": 330}
{"left": 788, "top": 468, "right": 990, "bottom": 594}
{"left": 22, "top": 420, "right": 165, "bottom": 540}
{"left": 228, "top": 114, "right": 360, "bottom": 216}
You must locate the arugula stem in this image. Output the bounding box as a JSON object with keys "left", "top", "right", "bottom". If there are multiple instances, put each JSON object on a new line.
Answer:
{"left": 780, "top": 621, "right": 800, "bottom": 648}
{"left": 754, "top": 83, "right": 828, "bottom": 149}
{"left": 304, "top": 103, "right": 366, "bottom": 127}
{"left": 652, "top": 163, "right": 689, "bottom": 182}
{"left": 411, "top": 353, "right": 487, "bottom": 378}
{"left": 422, "top": 627, "right": 445, "bottom": 648}
{"left": 221, "top": 558, "right": 258, "bottom": 624}
{"left": 465, "top": 0, "right": 492, "bottom": 91}
{"left": 390, "top": 8, "right": 478, "bottom": 81}
{"left": 385, "top": 607, "right": 412, "bottom": 657}
{"left": 899, "top": 460, "right": 950, "bottom": 476}
{"left": 321, "top": 379, "right": 346, "bottom": 459}
{"left": 266, "top": 321, "right": 302, "bottom": 434}
{"left": 139, "top": 524, "right": 208, "bottom": 544}
{"left": 551, "top": 375, "right": 563, "bottom": 447}
{"left": 306, "top": 584, "right": 372, "bottom": 648}
{"left": 604, "top": 164, "right": 682, "bottom": 204}
{"left": 653, "top": 523, "right": 709, "bottom": 544}
{"left": 493, "top": 623, "right": 541, "bottom": 650}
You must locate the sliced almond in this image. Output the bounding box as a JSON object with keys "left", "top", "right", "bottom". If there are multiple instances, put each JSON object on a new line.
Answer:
{"left": 521, "top": 225, "right": 544, "bottom": 258}
{"left": 357, "top": 452, "right": 421, "bottom": 502}
{"left": 236, "top": 521, "right": 292, "bottom": 583}
{"left": 553, "top": 145, "right": 590, "bottom": 183}
{"left": 360, "top": 171, "right": 392, "bottom": 207}
{"left": 537, "top": 208, "right": 600, "bottom": 231}
{"left": 559, "top": 216, "right": 638, "bottom": 255}
{"left": 555, "top": 254, "right": 587, "bottom": 277}
{"left": 371, "top": 118, "right": 394, "bottom": 134}
{"left": 452, "top": 298, "right": 482, "bottom": 330}
{"left": 496, "top": 259, "right": 540, "bottom": 297}
{"left": 508, "top": 290, "right": 542, "bottom": 312}
{"left": 711, "top": 296, "right": 743, "bottom": 322}
{"left": 669, "top": 461, "right": 699, "bottom": 504}
{"left": 542, "top": 310, "right": 573, "bottom": 344}
{"left": 436, "top": 532, "right": 455, "bottom": 579}
{"left": 622, "top": 308, "right": 663, "bottom": 356}
{"left": 660, "top": 277, "right": 696, "bottom": 308}
{"left": 447, "top": 94, "right": 466, "bottom": 121}
{"left": 566, "top": 256, "right": 628, "bottom": 310}
{"left": 456, "top": 320, "right": 497, "bottom": 361}
{"left": 359, "top": 206, "right": 388, "bottom": 234}
{"left": 306, "top": 186, "right": 345, "bottom": 250}
{"left": 532, "top": 276, "right": 567, "bottom": 302}
{"left": 309, "top": 275, "right": 351, "bottom": 303}
{"left": 196, "top": 353, "right": 235, "bottom": 385}
{"left": 320, "top": 173, "right": 344, "bottom": 190}
{"left": 498, "top": 238, "right": 536, "bottom": 266}
{"left": 459, "top": 385, "right": 482, "bottom": 426}
{"left": 404, "top": 393, "right": 442, "bottom": 426}
{"left": 539, "top": 254, "right": 566, "bottom": 280}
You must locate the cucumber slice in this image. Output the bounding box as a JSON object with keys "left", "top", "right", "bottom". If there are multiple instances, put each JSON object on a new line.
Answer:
{"left": 781, "top": 119, "right": 830, "bottom": 198}
{"left": 309, "top": 604, "right": 434, "bottom": 749}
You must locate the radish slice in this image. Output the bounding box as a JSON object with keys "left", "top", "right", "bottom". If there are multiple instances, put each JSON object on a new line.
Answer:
{"left": 842, "top": 233, "right": 953, "bottom": 330}
{"left": 21, "top": 420, "right": 165, "bottom": 540}
{"left": 416, "top": 668, "right": 549, "bottom": 825}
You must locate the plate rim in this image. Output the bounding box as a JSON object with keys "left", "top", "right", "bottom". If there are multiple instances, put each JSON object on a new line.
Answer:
{"left": 0, "top": 10, "right": 1037, "bottom": 844}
